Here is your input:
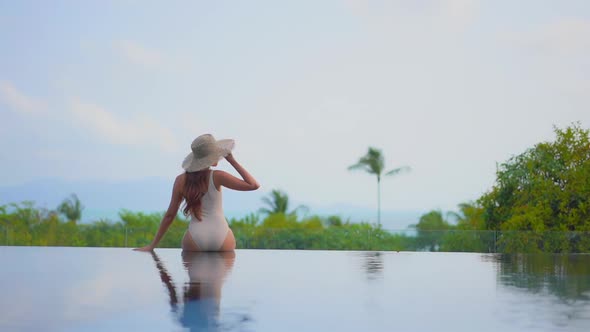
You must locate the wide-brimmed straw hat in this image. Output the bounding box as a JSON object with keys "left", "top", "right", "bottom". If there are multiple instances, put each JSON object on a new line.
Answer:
{"left": 182, "top": 134, "right": 235, "bottom": 172}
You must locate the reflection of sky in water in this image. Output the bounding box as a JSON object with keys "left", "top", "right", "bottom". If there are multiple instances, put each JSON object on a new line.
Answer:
{"left": 0, "top": 248, "right": 589, "bottom": 332}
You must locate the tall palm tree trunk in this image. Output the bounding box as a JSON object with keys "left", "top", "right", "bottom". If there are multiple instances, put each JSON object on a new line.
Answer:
{"left": 377, "top": 177, "right": 381, "bottom": 226}
{"left": 348, "top": 147, "right": 410, "bottom": 227}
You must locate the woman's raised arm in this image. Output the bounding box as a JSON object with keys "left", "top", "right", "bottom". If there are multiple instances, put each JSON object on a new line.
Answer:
{"left": 216, "top": 153, "right": 260, "bottom": 191}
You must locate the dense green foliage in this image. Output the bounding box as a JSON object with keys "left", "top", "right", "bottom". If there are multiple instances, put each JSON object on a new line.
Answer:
{"left": 229, "top": 213, "right": 414, "bottom": 250}
{"left": 412, "top": 203, "right": 497, "bottom": 253}
{"left": 0, "top": 202, "right": 189, "bottom": 248}
{"left": 0, "top": 202, "right": 415, "bottom": 250}
{"left": 480, "top": 124, "right": 590, "bottom": 233}
{"left": 478, "top": 124, "right": 590, "bottom": 252}
{"left": 1, "top": 199, "right": 589, "bottom": 252}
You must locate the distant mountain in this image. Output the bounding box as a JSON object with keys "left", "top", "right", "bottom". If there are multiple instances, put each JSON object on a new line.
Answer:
{"left": 0, "top": 177, "right": 423, "bottom": 229}
{"left": 0, "top": 176, "right": 265, "bottom": 220}
{"left": 0, "top": 177, "right": 179, "bottom": 213}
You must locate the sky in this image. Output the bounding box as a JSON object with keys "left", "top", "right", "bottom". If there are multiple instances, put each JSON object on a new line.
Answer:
{"left": 1, "top": 0, "right": 589, "bottom": 215}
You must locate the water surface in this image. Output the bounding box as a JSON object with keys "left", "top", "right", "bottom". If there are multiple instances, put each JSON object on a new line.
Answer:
{"left": 1, "top": 247, "right": 589, "bottom": 331}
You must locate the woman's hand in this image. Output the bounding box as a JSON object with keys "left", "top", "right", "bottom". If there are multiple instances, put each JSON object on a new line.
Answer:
{"left": 133, "top": 244, "right": 155, "bottom": 252}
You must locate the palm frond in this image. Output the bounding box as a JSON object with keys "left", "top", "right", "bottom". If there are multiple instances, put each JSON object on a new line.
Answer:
{"left": 385, "top": 166, "right": 411, "bottom": 176}
{"left": 348, "top": 162, "right": 367, "bottom": 171}
{"left": 446, "top": 211, "right": 462, "bottom": 223}
{"left": 261, "top": 196, "right": 274, "bottom": 209}
{"left": 260, "top": 189, "right": 290, "bottom": 214}
{"left": 57, "top": 193, "right": 83, "bottom": 222}
{"left": 258, "top": 208, "right": 274, "bottom": 215}
{"left": 290, "top": 204, "right": 309, "bottom": 217}
{"left": 348, "top": 147, "right": 385, "bottom": 176}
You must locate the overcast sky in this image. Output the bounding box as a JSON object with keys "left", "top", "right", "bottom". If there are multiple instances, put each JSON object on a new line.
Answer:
{"left": 1, "top": 0, "right": 589, "bottom": 213}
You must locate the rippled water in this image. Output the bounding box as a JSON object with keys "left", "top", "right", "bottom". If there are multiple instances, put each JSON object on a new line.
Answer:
{"left": 1, "top": 247, "right": 589, "bottom": 331}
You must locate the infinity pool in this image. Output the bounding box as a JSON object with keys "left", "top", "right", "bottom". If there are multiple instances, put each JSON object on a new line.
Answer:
{"left": 1, "top": 247, "right": 589, "bottom": 331}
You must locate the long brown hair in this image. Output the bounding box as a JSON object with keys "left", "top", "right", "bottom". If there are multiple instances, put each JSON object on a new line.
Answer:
{"left": 182, "top": 169, "right": 211, "bottom": 221}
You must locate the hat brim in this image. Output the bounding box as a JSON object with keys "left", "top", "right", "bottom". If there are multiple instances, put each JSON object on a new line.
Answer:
{"left": 216, "top": 139, "right": 235, "bottom": 156}
{"left": 182, "top": 139, "right": 235, "bottom": 172}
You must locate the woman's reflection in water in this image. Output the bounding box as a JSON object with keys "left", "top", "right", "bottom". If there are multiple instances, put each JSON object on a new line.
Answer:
{"left": 150, "top": 250, "right": 236, "bottom": 331}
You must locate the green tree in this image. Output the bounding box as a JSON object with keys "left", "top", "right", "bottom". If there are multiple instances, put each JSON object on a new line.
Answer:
{"left": 57, "top": 193, "right": 84, "bottom": 224}
{"left": 479, "top": 123, "right": 590, "bottom": 252}
{"left": 413, "top": 210, "right": 451, "bottom": 251}
{"left": 348, "top": 147, "right": 410, "bottom": 225}
{"left": 259, "top": 189, "right": 308, "bottom": 217}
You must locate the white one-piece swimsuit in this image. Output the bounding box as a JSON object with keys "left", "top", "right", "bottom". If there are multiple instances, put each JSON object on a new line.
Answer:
{"left": 187, "top": 170, "right": 230, "bottom": 251}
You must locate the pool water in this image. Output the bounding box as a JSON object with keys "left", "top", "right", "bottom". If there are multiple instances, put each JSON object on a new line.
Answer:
{"left": 1, "top": 247, "right": 589, "bottom": 331}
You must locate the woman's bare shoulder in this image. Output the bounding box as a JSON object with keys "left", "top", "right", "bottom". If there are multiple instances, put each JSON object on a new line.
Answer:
{"left": 212, "top": 170, "right": 228, "bottom": 189}
{"left": 213, "top": 170, "right": 229, "bottom": 177}
{"left": 175, "top": 173, "right": 186, "bottom": 187}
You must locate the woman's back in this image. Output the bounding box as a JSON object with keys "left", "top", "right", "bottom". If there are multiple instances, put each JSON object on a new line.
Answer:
{"left": 186, "top": 170, "right": 230, "bottom": 251}
{"left": 196, "top": 170, "right": 224, "bottom": 221}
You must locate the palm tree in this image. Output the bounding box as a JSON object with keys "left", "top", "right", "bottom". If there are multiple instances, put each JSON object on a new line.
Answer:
{"left": 348, "top": 147, "right": 410, "bottom": 225}
{"left": 446, "top": 202, "right": 485, "bottom": 230}
{"left": 57, "top": 193, "right": 84, "bottom": 224}
{"left": 259, "top": 189, "right": 308, "bottom": 217}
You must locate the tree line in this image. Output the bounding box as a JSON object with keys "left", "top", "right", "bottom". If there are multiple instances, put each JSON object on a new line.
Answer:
{"left": 1, "top": 123, "right": 589, "bottom": 252}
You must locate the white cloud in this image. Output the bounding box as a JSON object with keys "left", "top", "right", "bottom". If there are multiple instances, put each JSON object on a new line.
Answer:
{"left": 0, "top": 80, "right": 45, "bottom": 114}
{"left": 69, "top": 98, "right": 179, "bottom": 153}
{"left": 114, "top": 40, "right": 164, "bottom": 68}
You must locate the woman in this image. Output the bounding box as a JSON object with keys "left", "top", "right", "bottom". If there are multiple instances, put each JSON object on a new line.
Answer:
{"left": 134, "top": 134, "right": 260, "bottom": 252}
